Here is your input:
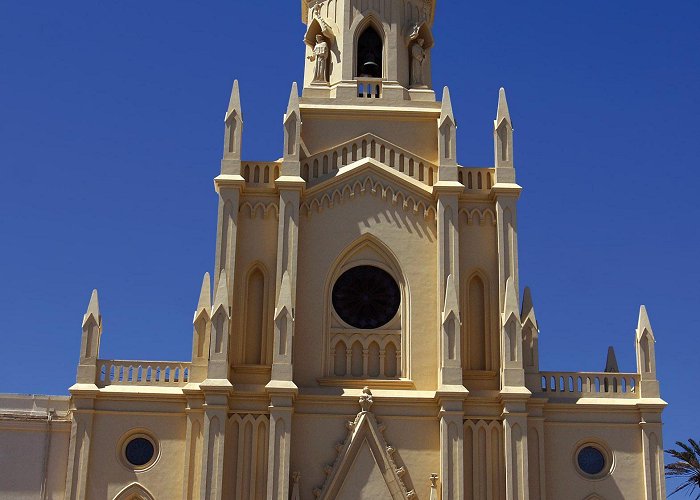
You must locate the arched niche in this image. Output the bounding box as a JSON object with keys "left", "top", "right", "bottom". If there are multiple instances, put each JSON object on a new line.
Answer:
{"left": 323, "top": 234, "right": 410, "bottom": 380}
{"left": 405, "top": 21, "right": 434, "bottom": 50}
{"left": 241, "top": 264, "right": 270, "bottom": 366}
{"left": 113, "top": 483, "right": 155, "bottom": 500}
{"left": 463, "top": 272, "right": 490, "bottom": 371}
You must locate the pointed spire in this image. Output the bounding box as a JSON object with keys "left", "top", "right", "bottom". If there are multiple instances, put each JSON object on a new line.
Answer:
{"left": 194, "top": 273, "right": 212, "bottom": 322}
{"left": 604, "top": 346, "right": 620, "bottom": 373}
{"left": 442, "top": 274, "right": 460, "bottom": 323}
{"left": 439, "top": 86, "right": 454, "bottom": 127}
{"left": 495, "top": 87, "right": 511, "bottom": 128}
{"left": 226, "top": 79, "right": 242, "bottom": 121}
{"left": 285, "top": 82, "right": 300, "bottom": 121}
{"left": 82, "top": 289, "right": 101, "bottom": 327}
{"left": 502, "top": 277, "right": 519, "bottom": 320}
{"left": 275, "top": 271, "right": 294, "bottom": 320}
{"left": 637, "top": 305, "right": 654, "bottom": 340}
{"left": 212, "top": 269, "right": 229, "bottom": 316}
{"left": 520, "top": 286, "right": 538, "bottom": 328}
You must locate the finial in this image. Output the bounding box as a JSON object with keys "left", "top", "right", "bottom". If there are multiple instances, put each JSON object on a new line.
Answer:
{"left": 439, "top": 86, "right": 454, "bottom": 126}
{"left": 194, "top": 273, "right": 212, "bottom": 322}
{"left": 82, "top": 289, "right": 101, "bottom": 327}
{"left": 212, "top": 269, "right": 229, "bottom": 315}
{"left": 604, "top": 346, "right": 620, "bottom": 373}
{"left": 226, "top": 80, "right": 242, "bottom": 121}
{"left": 286, "top": 82, "right": 300, "bottom": 118}
{"left": 359, "top": 386, "right": 374, "bottom": 412}
{"left": 636, "top": 305, "right": 654, "bottom": 340}
{"left": 496, "top": 87, "right": 511, "bottom": 127}
{"left": 520, "top": 286, "right": 538, "bottom": 328}
{"left": 503, "top": 277, "right": 519, "bottom": 318}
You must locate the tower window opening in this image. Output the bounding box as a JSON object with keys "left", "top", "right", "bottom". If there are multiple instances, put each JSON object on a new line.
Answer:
{"left": 357, "top": 26, "right": 383, "bottom": 79}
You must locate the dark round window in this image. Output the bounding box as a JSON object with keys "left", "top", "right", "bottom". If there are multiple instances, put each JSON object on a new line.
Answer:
{"left": 332, "top": 265, "right": 400, "bottom": 329}
{"left": 125, "top": 437, "right": 155, "bottom": 467}
{"left": 577, "top": 446, "right": 606, "bottom": 476}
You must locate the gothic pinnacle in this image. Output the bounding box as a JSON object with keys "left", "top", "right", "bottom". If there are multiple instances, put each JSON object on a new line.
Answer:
{"left": 439, "top": 86, "right": 454, "bottom": 127}
{"left": 604, "top": 346, "right": 620, "bottom": 373}
{"left": 82, "top": 289, "right": 101, "bottom": 328}
{"left": 520, "top": 286, "right": 538, "bottom": 329}
{"left": 286, "top": 82, "right": 300, "bottom": 119}
{"left": 636, "top": 305, "right": 655, "bottom": 341}
{"left": 495, "top": 87, "right": 511, "bottom": 128}
{"left": 226, "top": 79, "right": 242, "bottom": 122}
{"left": 212, "top": 269, "right": 230, "bottom": 316}
{"left": 194, "top": 272, "right": 212, "bottom": 322}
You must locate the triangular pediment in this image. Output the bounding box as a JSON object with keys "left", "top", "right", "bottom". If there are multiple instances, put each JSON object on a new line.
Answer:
{"left": 314, "top": 389, "right": 417, "bottom": 500}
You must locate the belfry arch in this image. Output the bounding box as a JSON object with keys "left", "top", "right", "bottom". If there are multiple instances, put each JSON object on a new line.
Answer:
{"left": 323, "top": 234, "right": 410, "bottom": 381}
{"left": 353, "top": 16, "right": 386, "bottom": 79}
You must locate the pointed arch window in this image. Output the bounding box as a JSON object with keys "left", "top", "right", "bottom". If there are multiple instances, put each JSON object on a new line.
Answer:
{"left": 357, "top": 25, "right": 383, "bottom": 78}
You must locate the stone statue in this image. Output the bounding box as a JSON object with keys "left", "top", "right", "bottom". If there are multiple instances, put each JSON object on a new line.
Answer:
{"left": 410, "top": 38, "right": 426, "bottom": 87}
{"left": 308, "top": 34, "right": 329, "bottom": 84}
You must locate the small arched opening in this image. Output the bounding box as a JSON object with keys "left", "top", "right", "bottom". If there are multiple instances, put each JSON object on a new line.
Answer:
{"left": 357, "top": 25, "right": 383, "bottom": 78}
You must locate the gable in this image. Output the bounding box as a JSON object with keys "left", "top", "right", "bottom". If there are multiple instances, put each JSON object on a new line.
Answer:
{"left": 336, "top": 439, "right": 394, "bottom": 500}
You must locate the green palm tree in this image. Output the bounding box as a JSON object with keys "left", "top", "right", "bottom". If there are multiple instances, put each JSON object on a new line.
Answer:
{"left": 666, "top": 439, "right": 700, "bottom": 498}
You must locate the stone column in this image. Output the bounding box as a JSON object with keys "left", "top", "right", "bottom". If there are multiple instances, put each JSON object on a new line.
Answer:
{"left": 199, "top": 390, "right": 230, "bottom": 500}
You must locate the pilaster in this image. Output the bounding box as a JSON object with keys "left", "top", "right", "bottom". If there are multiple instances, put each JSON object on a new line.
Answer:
{"left": 266, "top": 392, "right": 296, "bottom": 500}
{"left": 639, "top": 408, "right": 667, "bottom": 500}
{"left": 198, "top": 386, "right": 231, "bottom": 500}
{"left": 182, "top": 389, "right": 205, "bottom": 500}
{"left": 438, "top": 397, "right": 464, "bottom": 500}
{"left": 64, "top": 389, "right": 98, "bottom": 500}
{"left": 502, "top": 397, "right": 530, "bottom": 500}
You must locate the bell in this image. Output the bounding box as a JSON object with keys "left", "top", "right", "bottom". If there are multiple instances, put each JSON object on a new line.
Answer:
{"left": 362, "top": 60, "right": 379, "bottom": 77}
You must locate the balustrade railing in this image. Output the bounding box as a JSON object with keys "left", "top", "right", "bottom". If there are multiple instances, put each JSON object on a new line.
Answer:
{"left": 301, "top": 134, "right": 436, "bottom": 187}
{"left": 356, "top": 78, "right": 383, "bottom": 99}
{"left": 536, "top": 371, "right": 640, "bottom": 399}
{"left": 97, "top": 360, "right": 192, "bottom": 388}
{"left": 458, "top": 167, "right": 494, "bottom": 193}
{"left": 242, "top": 162, "right": 280, "bottom": 188}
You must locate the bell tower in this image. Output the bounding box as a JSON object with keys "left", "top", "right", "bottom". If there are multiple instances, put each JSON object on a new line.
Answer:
{"left": 301, "top": 0, "right": 437, "bottom": 101}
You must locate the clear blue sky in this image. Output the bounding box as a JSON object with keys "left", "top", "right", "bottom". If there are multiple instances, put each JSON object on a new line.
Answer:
{"left": 1, "top": 0, "right": 698, "bottom": 479}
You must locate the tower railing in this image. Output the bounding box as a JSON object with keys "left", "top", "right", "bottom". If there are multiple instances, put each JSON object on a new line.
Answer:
{"left": 534, "top": 371, "right": 640, "bottom": 399}
{"left": 356, "top": 78, "right": 383, "bottom": 99}
{"left": 96, "top": 360, "right": 192, "bottom": 388}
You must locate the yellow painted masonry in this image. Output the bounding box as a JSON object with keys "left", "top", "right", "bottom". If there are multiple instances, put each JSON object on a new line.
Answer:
{"left": 0, "top": 1, "right": 667, "bottom": 499}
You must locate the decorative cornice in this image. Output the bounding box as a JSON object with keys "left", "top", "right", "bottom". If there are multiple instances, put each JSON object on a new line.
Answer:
{"left": 301, "top": 176, "right": 436, "bottom": 220}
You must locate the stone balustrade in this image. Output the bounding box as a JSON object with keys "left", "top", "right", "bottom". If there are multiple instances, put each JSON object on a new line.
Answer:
{"left": 301, "top": 134, "right": 436, "bottom": 187}
{"left": 536, "top": 371, "right": 640, "bottom": 399}
{"left": 458, "top": 167, "right": 495, "bottom": 193}
{"left": 356, "top": 78, "right": 383, "bottom": 99}
{"left": 242, "top": 162, "right": 280, "bottom": 188}
{"left": 96, "top": 360, "right": 192, "bottom": 388}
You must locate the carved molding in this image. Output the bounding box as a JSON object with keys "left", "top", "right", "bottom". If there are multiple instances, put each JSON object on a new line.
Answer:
{"left": 458, "top": 207, "right": 497, "bottom": 226}
{"left": 239, "top": 201, "right": 280, "bottom": 219}
{"left": 301, "top": 176, "right": 436, "bottom": 220}
{"left": 313, "top": 388, "right": 418, "bottom": 499}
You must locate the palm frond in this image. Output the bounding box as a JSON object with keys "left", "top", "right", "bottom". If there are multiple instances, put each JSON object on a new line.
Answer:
{"left": 666, "top": 439, "right": 700, "bottom": 498}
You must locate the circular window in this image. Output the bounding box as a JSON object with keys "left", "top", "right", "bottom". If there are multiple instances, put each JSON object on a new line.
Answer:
{"left": 576, "top": 445, "right": 609, "bottom": 478}
{"left": 119, "top": 433, "right": 159, "bottom": 471}
{"left": 332, "top": 265, "right": 400, "bottom": 329}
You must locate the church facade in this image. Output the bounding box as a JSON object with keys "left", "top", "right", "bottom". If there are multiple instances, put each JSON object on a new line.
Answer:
{"left": 0, "top": 1, "right": 667, "bottom": 499}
